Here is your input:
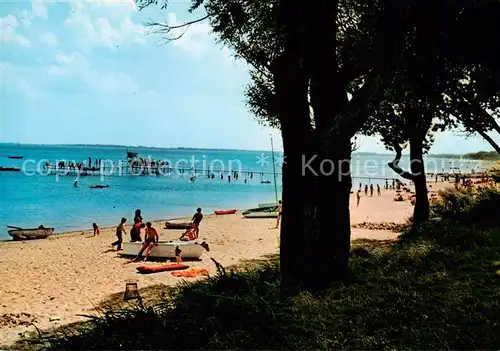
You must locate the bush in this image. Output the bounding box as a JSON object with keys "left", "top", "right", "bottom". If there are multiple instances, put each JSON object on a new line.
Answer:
{"left": 430, "top": 186, "right": 500, "bottom": 227}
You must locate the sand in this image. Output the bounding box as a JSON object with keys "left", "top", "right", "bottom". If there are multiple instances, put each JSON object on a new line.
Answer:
{"left": 0, "top": 182, "right": 452, "bottom": 347}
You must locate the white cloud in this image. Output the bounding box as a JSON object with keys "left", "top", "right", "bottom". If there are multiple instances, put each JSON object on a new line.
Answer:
{"left": 0, "top": 15, "right": 30, "bottom": 47}
{"left": 32, "top": 0, "right": 48, "bottom": 19}
{"left": 39, "top": 32, "right": 58, "bottom": 45}
{"left": 5, "top": 52, "right": 139, "bottom": 96}
{"left": 64, "top": 1, "right": 146, "bottom": 51}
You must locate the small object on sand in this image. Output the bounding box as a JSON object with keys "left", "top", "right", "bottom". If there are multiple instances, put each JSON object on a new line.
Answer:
{"left": 123, "top": 282, "right": 140, "bottom": 300}
{"left": 171, "top": 268, "right": 209, "bottom": 278}
{"left": 49, "top": 316, "right": 60, "bottom": 322}
{"left": 136, "top": 264, "right": 189, "bottom": 274}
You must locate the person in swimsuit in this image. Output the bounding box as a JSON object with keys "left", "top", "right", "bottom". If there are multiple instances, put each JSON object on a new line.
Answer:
{"left": 191, "top": 208, "right": 203, "bottom": 238}
{"left": 93, "top": 222, "right": 100, "bottom": 236}
{"left": 275, "top": 200, "right": 283, "bottom": 228}
{"left": 130, "top": 209, "right": 143, "bottom": 242}
{"left": 111, "top": 217, "right": 127, "bottom": 250}
{"left": 179, "top": 208, "right": 203, "bottom": 240}
{"left": 132, "top": 222, "right": 159, "bottom": 262}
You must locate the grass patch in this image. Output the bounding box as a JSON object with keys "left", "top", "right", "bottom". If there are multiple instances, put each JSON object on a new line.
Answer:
{"left": 15, "top": 187, "right": 500, "bottom": 350}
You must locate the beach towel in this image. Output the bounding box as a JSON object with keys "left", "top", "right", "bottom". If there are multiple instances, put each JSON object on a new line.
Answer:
{"left": 171, "top": 268, "right": 209, "bottom": 278}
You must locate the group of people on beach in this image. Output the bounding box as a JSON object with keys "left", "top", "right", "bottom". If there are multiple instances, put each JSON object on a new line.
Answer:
{"left": 103, "top": 207, "right": 204, "bottom": 262}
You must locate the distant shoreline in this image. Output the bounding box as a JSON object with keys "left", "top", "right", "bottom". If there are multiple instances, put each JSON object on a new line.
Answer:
{"left": 0, "top": 142, "right": 496, "bottom": 159}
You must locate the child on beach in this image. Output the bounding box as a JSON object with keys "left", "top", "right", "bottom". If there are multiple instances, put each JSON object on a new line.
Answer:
{"left": 111, "top": 217, "right": 127, "bottom": 250}
{"left": 132, "top": 222, "right": 159, "bottom": 262}
{"left": 175, "top": 246, "right": 182, "bottom": 264}
{"left": 93, "top": 223, "right": 99, "bottom": 236}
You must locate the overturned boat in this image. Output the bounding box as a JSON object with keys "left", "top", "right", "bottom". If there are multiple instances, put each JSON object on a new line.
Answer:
{"left": 7, "top": 226, "right": 54, "bottom": 240}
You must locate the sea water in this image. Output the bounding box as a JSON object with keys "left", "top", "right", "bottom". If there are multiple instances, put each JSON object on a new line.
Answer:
{"left": 0, "top": 143, "right": 487, "bottom": 240}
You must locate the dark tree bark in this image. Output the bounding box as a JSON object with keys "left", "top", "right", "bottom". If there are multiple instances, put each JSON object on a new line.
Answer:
{"left": 409, "top": 136, "right": 429, "bottom": 224}
{"left": 387, "top": 133, "right": 430, "bottom": 226}
{"left": 274, "top": 0, "right": 313, "bottom": 297}
{"left": 276, "top": 0, "right": 353, "bottom": 297}
{"left": 477, "top": 129, "right": 500, "bottom": 155}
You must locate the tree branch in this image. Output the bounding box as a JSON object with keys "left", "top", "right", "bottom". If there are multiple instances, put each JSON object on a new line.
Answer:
{"left": 476, "top": 129, "right": 500, "bottom": 155}
{"left": 387, "top": 143, "right": 417, "bottom": 180}
{"left": 147, "top": 14, "right": 210, "bottom": 42}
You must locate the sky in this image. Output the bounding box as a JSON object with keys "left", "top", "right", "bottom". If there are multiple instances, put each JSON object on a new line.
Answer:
{"left": 0, "top": 0, "right": 497, "bottom": 153}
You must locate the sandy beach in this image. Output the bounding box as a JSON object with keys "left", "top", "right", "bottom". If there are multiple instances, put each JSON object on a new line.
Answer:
{"left": 0, "top": 182, "right": 451, "bottom": 347}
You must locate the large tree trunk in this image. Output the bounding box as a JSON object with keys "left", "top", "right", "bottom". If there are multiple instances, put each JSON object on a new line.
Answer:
{"left": 277, "top": 0, "right": 351, "bottom": 297}
{"left": 409, "top": 137, "right": 429, "bottom": 225}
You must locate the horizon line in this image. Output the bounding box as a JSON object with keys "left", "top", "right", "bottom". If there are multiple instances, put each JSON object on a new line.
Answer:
{"left": 0, "top": 141, "right": 494, "bottom": 157}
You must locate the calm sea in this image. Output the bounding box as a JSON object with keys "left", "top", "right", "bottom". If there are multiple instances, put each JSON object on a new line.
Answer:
{"left": 0, "top": 143, "right": 488, "bottom": 240}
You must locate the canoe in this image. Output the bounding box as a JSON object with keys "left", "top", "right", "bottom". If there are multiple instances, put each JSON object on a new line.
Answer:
{"left": 0, "top": 167, "right": 21, "bottom": 172}
{"left": 8, "top": 156, "right": 23, "bottom": 159}
{"left": 243, "top": 212, "right": 279, "bottom": 219}
{"left": 214, "top": 209, "right": 237, "bottom": 215}
{"left": 90, "top": 185, "right": 109, "bottom": 189}
{"left": 165, "top": 221, "right": 194, "bottom": 230}
{"left": 121, "top": 241, "right": 209, "bottom": 259}
{"left": 8, "top": 227, "right": 54, "bottom": 240}
{"left": 136, "top": 263, "right": 189, "bottom": 274}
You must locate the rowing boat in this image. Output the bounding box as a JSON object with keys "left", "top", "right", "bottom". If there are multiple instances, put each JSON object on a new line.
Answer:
{"left": 241, "top": 205, "right": 277, "bottom": 216}
{"left": 243, "top": 212, "right": 279, "bottom": 219}
{"left": 165, "top": 221, "right": 194, "bottom": 230}
{"left": 0, "top": 167, "right": 21, "bottom": 172}
{"left": 7, "top": 227, "right": 54, "bottom": 240}
{"left": 121, "top": 241, "right": 209, "bottom": 259}
{"left": 214, "top": 209, "right": 237, "bottom": 215}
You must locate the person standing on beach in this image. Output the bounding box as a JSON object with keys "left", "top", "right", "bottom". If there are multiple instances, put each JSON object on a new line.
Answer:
{"left": 275, "top": 200, "right": 283, "bottom": 228}
{"left": 364, "top": 184, "right": 368, "bottom": 195}
{"left": 192, "top": 208, "right": 203, "bottom": 238}
{"left": 132, "top": 222, "right": 159, "bottom": 262}
{"left": 356, "top": 190, "right": 361, "bottom": 207}
{"left": 93, "top": 223, "right": 100, "bottom": 236}
{"left": 377, "top": 184, "right": 381, "bottom": 196}
{"left": 111, "top": 217, "right": 127, "bottom": 250}
{"left": 370, "top": 184, "right": 374, "bottom": 196}
{"left": 131, "top": 209, "right": 143, "bottom": 242}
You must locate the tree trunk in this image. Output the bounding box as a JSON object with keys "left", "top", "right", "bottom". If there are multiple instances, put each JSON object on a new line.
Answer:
{"left": 409, "top": 137, "right": 429, "bottom": 225}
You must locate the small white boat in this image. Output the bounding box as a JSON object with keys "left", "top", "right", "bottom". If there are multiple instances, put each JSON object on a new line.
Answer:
{"left": 121, "top": 241, "right": 209, "bottom": 259}
{"left": 8, "top": 227, "right": 54, "bottom": 240}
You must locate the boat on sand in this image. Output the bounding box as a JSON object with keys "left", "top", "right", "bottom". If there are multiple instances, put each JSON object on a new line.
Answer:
{"left": 7, "top": 226, "right": 54, "bottom": 240}
{"left": 165, "top": 221, "right": 194, "bottom": 230}
{"left": 241, "top": 205, "right": 277, "bottom": 216}
{"left": 214, "top": 209, "right": 237, "bottom": 215}
{"left": 121, "top": 241, "right": 209, "bottom": 259}
{"left": 243, "top": 212, "right": 278, "bottom": 219}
